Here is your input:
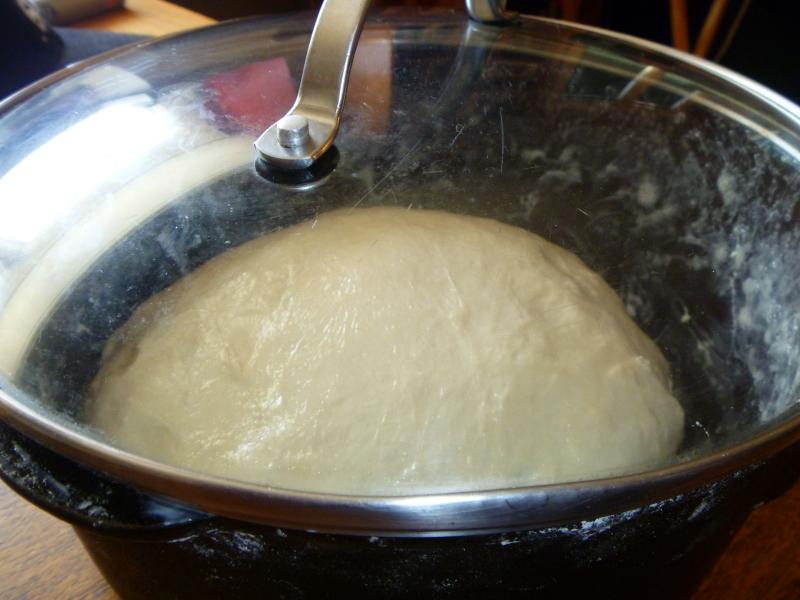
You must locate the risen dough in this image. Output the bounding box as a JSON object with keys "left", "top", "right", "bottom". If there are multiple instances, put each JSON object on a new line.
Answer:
{"left": 88, "top": 207, "right": 684, "bottom": 494}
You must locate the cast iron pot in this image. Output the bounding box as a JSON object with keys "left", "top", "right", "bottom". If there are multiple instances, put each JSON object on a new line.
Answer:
{"left": 2, "top": 422, "right": 799, "bottom": 598}
{"left": 1, "top": 8, "right": 800, "bottom": 598}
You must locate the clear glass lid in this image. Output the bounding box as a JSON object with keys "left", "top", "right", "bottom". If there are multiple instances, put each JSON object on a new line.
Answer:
{"left": 0, "top": 10, "right": 800, "bottom": 530}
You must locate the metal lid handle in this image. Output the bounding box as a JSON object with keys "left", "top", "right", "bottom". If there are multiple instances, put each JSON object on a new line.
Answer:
{"left": 255, "top": 0, "right": 371, "bottom": 171}
{"left": 255, "top": 0, "right": 514, "bottom": 174}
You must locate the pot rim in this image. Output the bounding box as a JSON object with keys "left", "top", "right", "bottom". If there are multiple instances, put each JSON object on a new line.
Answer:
{"left": 1, "top": 13, "right": 800, "bottom": 536}
{"left": 3, "top": 378, "right": 800, "bottom": 536}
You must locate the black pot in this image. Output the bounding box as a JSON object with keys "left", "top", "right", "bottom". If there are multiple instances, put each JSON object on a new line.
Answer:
{"left": 3, "top": 422, "right": 799, "bottom": 599}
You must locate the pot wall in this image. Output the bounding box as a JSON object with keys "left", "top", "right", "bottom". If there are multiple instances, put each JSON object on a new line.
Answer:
{"left": 3, "top": 421, "right": 800, "bottom": 598}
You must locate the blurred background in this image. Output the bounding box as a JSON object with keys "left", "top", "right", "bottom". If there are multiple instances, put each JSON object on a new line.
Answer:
{"left": 1, "top": 0, "right": 798, "bottom": 102}
{"left": 186, "top": 0, "right": 798, "bottom": 100}
{"left": 192, "top": 0, "right": 800, "bottom": 102}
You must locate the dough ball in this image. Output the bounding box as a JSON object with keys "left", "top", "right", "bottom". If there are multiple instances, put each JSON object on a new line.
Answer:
{"left": 87, "top": 207, "right": 684, "bottom": 494}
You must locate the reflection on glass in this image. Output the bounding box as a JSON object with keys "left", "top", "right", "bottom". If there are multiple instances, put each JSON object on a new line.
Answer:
{"left": 0, "top": 97, "right": 177, "bottom": 246}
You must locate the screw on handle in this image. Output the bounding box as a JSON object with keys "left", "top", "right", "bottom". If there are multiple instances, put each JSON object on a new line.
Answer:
{"left": 276, "top": 115, "right": 311, "bottom": 149}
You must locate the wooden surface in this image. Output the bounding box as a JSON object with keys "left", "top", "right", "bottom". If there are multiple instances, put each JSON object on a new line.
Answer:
{"left": 695, "top": 479, "right": 800, "bottom": 598}
{"left": 1, "top": 1, "right": 797, "bottom": 598}
{"left": 74, "top": 0, "right": 214, "bottom": 36}
{"left": 0, "top": 481, "right": 115, "bottom": 599}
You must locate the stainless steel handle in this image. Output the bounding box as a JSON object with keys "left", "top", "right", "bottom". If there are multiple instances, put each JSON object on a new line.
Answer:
{"left": 255, "top": 0, "right": 515, "bottom": 174}
{"left": 255, "top": 0, "right": 371, "bottom": 170}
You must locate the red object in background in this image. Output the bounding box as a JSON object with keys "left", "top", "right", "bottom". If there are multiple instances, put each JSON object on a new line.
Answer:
{"left": 205, "top": 35, "right": 394, "bottom": 141}
{"left": 205, "top": 30, "right": 394, "bottom": 138}
{"left": 206, "top": 58, "right": 297, "bottom": 134}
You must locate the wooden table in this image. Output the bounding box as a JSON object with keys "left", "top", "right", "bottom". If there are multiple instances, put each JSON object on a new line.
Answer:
{"left": 1, "top": 1, "right": 799, "bottom": 598}
{"left": 74, "top": 0, "right": 214, "bottom": 35}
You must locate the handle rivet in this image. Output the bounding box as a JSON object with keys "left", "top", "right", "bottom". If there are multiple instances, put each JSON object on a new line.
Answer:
{"left": 277, "top": 115, "right": 311, "bottom": 148}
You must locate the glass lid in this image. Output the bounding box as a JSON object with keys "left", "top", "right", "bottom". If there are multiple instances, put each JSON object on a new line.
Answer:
{"left": 0, "top": 8, "right": 799, "bottom": 532}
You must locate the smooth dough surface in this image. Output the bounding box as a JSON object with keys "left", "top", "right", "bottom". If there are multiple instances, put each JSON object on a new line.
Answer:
{"left": 88, "top": 207, "right": 684, "bottom": 494}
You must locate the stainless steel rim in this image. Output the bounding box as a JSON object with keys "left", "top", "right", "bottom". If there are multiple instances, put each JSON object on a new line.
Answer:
{"left": 2, "top": 13, "right": 800, "bottom": 536}
{"left": 2, "top": 381, "right": 800, "bottom": 537}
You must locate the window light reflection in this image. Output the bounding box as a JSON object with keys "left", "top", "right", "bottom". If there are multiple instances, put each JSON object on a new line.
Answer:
{"left": 0, "top": 98, "right": 178, "bottom": 245}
